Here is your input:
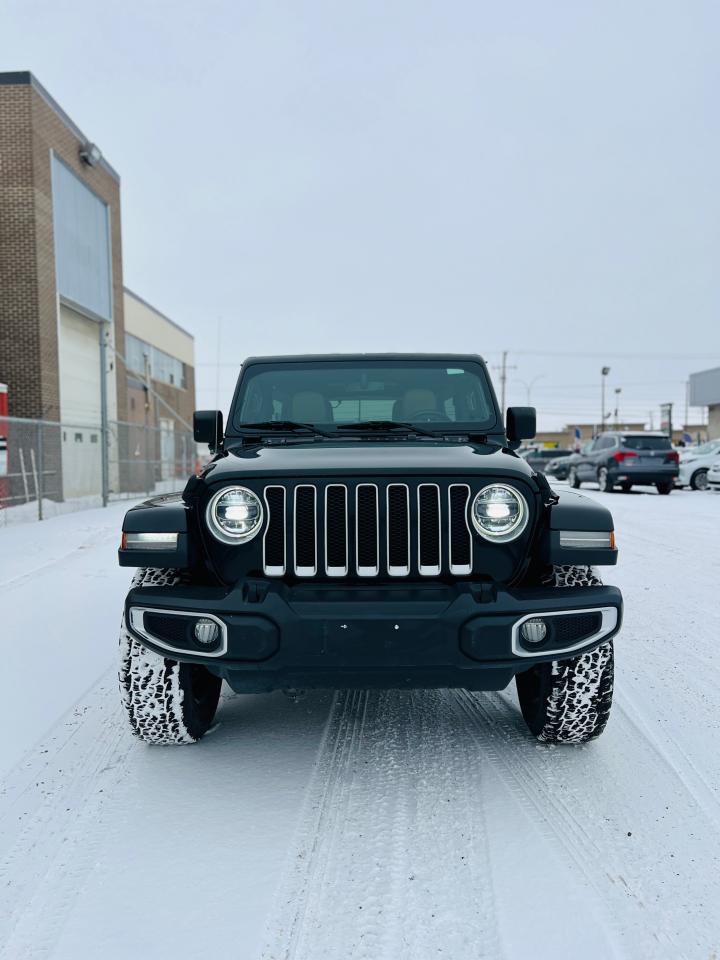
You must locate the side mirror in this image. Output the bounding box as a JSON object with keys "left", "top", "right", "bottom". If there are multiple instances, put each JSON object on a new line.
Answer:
{"left": 506, "top": 406, "right": 536, "bottom": 445}
{"left": 194, "top": 410, "right": 223, "bottom": 451}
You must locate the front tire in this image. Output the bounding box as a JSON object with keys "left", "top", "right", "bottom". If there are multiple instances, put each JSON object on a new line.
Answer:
{"left": 515, "top": 565, "right": 615, "bottom": 744}
{"left": 690, "top": 469, "right": 709, "bottom": 491}
{"left": 568, "top": 467, "right": 581, "bottom": 489}
{"left": 119, "top": 568, "right": 222, "bottom": 744}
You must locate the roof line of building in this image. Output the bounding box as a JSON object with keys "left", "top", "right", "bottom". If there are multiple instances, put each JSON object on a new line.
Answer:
{"left": 0, "top": 71, "right": 120, "bottom": 182}
{"left": 123, "top": 287, "right": 195, "bottom": 340}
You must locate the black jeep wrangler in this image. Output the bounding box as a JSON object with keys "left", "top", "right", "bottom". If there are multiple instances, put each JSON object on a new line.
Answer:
{"left": 118, "top": 355, "right": 622, "bottom": 745}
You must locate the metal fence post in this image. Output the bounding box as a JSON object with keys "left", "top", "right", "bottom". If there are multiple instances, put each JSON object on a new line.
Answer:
{"left": 145, "top": 425, "right": 152, "bottom": 496}
{"left": 37, "top": 423, "right": 44, "bottom": 520}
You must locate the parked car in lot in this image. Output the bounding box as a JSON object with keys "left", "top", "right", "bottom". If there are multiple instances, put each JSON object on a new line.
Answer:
{"left": 117, "top": 353, "right": 622, "bottom": 747}
{"left": 708, "top": 459, "right": 720, "bottom": 492}
{"left": 567, "top": 431, "right": 679, "bottom": 494}
{"left": 546, "top": 444, "right": 592, "bottom": 481}
{"left": 520, "top": 447, "right": 574, "bottom": 474}
{"left": 676, "top": 440, "right": 720, "bottom": 490}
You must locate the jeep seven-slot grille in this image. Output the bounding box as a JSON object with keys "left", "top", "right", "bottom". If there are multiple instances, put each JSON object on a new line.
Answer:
{"left": 262, "top": 481, "right": 474, "bottom": 578}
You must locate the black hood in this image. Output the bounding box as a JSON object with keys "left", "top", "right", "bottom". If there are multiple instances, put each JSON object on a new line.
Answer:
{"left": 201, "top": 439, "right": 535, "bottom": 485}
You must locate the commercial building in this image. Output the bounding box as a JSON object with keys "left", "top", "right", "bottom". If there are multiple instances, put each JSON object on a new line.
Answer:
{"left": 689, "top": 367, "right": 720, "bottom": 440}
{"left": 0, "top": 71, "right": 195, "bottom": 505}
{"left": 122, "top": 289, "right": 196, "bottom": 489}
{"left": 534, "top": 421, "right": 708, "bottom": 449}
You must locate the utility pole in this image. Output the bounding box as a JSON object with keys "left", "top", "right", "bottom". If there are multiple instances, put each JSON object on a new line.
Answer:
{"left": 614, "top": 387, "right": 622, "bottom": 429}
{"left": 493, "top": 351, "right": 517, "bottom": 414}
{"left": 600, "top": 366, "right": 610, "bottom": 433}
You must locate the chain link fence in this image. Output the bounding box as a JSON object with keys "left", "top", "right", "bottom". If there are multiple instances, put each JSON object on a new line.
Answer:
{"left": 0, "top": 415, "right": 198, "bottom": 526}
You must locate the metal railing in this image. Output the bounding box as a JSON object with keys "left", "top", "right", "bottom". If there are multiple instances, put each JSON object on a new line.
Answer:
{"left": 0, "top": 415, "right": 198, "bottom": 525}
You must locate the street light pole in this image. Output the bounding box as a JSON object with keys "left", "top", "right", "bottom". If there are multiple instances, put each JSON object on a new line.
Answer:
{"left": 600, "top": 366, "right": 610, "bottom": 434}
{"left": 514, "top": 375, "right": 546, "bottom": 406}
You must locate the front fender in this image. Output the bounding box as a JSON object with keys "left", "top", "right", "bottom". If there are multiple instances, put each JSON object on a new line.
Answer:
{"left": 118, "top": 493, "right": 194, "bottom": 568}
{"left": 540, "top": 489, "right": 618, "bottom": 566}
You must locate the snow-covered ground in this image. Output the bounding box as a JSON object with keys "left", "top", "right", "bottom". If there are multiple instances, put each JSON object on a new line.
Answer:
{"left": 1, "top": 488, "right": 719, "bottom": 959}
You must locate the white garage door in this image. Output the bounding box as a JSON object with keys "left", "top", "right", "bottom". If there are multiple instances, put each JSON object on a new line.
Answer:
{"left": 58, "top": 305, "right": 102, "bottom": 499}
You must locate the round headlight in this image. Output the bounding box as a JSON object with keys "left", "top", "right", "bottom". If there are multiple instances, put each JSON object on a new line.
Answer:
{"left": 206, "top": 486, "right": 263, "bottom": 544}
{"left": 471, "top": 484, "right": 528, "bottom": 542}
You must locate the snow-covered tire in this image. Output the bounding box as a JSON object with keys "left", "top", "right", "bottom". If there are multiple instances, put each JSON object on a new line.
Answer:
{"left": 119, "top": 568, "right": 222, "bottom": 744}
{"left": 567, "top": 466, "right": 581, "bottom": 489}
{"left": 515, "top": 564, "right": 614, "bottom": 744}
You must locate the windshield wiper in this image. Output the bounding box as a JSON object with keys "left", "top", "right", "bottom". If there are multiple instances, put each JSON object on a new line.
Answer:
{"left": 335, "top": 420, "right": 436, "bottom": 438}
{"left": 238, "top": 420, "right": 331, "bottom": 437}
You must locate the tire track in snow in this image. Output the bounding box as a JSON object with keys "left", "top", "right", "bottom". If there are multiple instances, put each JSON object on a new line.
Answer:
{"left": 0, "top": 672, "right": 131, "bottom": 959}
{"left": 453, "top": 688, "right": 692, "bottom": 958}
{"left": 615, "top": 689, "right": 720, "bottom": 831}
{"left": 261, "top": 689, "right": 504, "bottom": 960}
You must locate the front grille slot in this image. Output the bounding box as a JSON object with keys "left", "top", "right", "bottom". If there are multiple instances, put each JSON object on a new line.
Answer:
{"left": 294, "top": 485, "right": 317, "bottom": 576}
{"left": 448, "top": 483, "right": 472, "bottom": 574}
{"left": 417, "top": 484, "right": 441, "bottom": 575}
{"left": 261, "top": 480, "right": 486, "bottom": 579}
{"left": 263, "top": 486, "right": 286, "bottom": 575}
{"left": 356, "top": 484, "right": 379, "bottom": 576}
{"left": 325, "top": 485, "right": 348, "bottom": 576}
{"left": 387, "top": 484, "right": 410, "bottom": 576}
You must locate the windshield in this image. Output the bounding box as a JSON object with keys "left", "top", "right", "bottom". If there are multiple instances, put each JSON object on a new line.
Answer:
{"left": 693, "top": 440, "right": 720, "bottom": 455}
{"left": 231, "top": 359, "right": 498, "bottom": 434}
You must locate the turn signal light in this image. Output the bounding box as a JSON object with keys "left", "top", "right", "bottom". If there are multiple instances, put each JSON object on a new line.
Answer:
{"left": 121, "top": 532, "right": 179, "bottom": 550}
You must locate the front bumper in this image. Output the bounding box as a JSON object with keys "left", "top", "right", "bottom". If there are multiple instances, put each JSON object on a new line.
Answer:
{"left": 125, "top": 579, "right": 623, "bottom": 693}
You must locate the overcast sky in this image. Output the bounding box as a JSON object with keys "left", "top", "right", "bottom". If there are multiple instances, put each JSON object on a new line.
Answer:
{"left": 3, "top": 0, "right": 719, "bottom": 431}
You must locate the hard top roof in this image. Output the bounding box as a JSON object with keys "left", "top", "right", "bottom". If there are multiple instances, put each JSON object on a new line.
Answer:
{"left": 243, "top": 353, "right": 487, "bottom": 365}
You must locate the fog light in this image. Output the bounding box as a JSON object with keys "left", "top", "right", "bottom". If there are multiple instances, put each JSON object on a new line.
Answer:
{"left": 194, "top": 618, "right": 220, "bottom": 645}
{"left": 521, "top": 618, "right": 548, "bottom": 644}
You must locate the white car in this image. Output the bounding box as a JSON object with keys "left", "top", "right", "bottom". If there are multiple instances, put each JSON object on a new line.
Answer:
{"left": 708, "top": 458, "right": 720, "bottom": 491}
{"left": 677, "top": 440, "right": 720, "bottom": 490}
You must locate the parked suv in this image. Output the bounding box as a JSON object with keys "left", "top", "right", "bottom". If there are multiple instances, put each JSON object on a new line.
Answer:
{"left": 567, "top": 432, "right": 679, "bottom": 494}
{"left": 117, "top": 354, "right": 622, "bottom": 746}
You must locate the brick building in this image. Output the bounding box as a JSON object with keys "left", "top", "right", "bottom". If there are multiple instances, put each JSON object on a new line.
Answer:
{"left": 0, "top": 71, "right": 195, "bottom": 502}
{"left": 122, "top": 288, "right": 196, "bottom": 490}
{"left": 0, "top": 71, "right": 125, "bottom": 424}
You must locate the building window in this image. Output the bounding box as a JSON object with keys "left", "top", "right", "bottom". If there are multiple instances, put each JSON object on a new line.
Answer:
{"left": 51, "top": 155, "right": 112, "bottom": 320}
{"left": 74, "top": 433, "right": 83, "bottom": 442}
{"left": 125, "top": 333, "right": 186, "bottom": 389}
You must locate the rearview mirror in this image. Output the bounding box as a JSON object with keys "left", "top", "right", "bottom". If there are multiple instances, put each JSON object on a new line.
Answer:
{"left": 194, "top": 410, "right": 224, "bottom": 451}
{"left": 506, "top": 406, "right": 536, "bottom": 443}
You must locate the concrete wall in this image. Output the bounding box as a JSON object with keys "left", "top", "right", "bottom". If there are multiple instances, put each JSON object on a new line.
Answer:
{"left": 123, "top": 290, "right": 194, "bottom": 367}
{"left": 709, "top": 405, "right": 720, "bottom": 441}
